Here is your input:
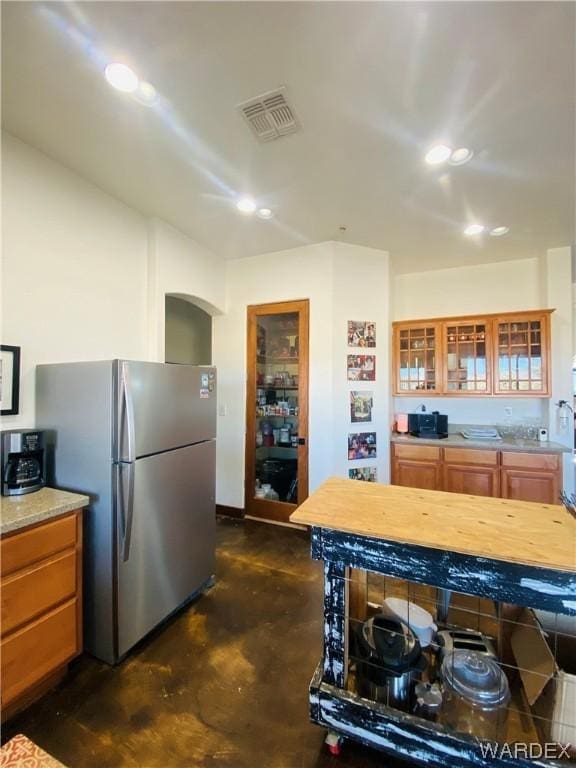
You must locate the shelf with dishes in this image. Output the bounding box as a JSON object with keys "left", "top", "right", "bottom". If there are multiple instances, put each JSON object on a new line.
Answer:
{"left": 256, "top": 445, "right": 298, "bottom": 456}
{"left": 258, "top": 385, "right": 299, "bottom": 391}
{"left": 257, "top": 356, "right": 299, "bottom": 364}
{"left": 256, "top": 415, "right": 299, "bottom": 451}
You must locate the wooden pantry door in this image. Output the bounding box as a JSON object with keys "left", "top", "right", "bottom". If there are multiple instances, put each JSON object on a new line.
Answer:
{"left": 245, "top": 300, "right": 309, "bottom": 523}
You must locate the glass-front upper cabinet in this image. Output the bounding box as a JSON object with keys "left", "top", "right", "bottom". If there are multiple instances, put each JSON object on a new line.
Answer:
{"left": 393, "top": 310, "right": 552, "bottom": 397}
{"left": 494, "top": 313, "right": 550, "bottom": 395}
{"left": 443, "top": 320, "right": 492, "bottom": 395}
{"left": 394, "top": 322, "right": 441, "bottom": 394}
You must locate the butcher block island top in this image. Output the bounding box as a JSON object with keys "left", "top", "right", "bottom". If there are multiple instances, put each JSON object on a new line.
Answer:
{"left": 290, "top": 477, "right": 575, "bottom": 573}
{"left": 0, "top": 487, "right": 89, "bottom": 535}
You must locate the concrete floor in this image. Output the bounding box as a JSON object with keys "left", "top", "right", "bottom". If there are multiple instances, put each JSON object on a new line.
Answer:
{"left": 2, "top": 518, "right": 409, "bottom": 767}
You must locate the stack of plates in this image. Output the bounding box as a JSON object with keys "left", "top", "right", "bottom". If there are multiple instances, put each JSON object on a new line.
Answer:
{"left": 460, "top": 427, "right": 502, "bottom": 440}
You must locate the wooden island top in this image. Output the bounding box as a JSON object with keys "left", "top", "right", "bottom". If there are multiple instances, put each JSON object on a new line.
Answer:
{"left": 290, "top": 477, "right": 576, "bottom": 573}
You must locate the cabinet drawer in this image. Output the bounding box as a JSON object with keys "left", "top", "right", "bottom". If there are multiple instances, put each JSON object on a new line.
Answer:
{"left": 393, "top": 444, "right": 441, "bottom": 462}
{"left": 1, "top": 599, "right": 78, "bottom": 707}
{"left": 1, "top": 513, "right": 77, "bottom": 577}
{"left": 501, "top": 452, "right": 560, "bottom": 471}
{"left": 443, "top": 448, "right": 498, "bottom": 466}
{"left": 1, "top": 551, "right": 76, "bottom": 637}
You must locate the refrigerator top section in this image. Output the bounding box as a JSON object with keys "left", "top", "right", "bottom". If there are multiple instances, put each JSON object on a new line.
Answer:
{"left": 115, "top": 361, "right": 216, "bottom": 461}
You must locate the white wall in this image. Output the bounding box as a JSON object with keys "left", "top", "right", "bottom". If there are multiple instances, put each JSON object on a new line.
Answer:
{"left": 1, "top": 133, "right": 148, "bottom": 429}
{"left": 541, "top": 247, "right": 574, "bottom": 494}
{"left": 213, "top": 241, "right": 391, "bottom": 509}
{"left": 213, "top": 242, "right": 334, "bottom": 508}
{"left": 331, "top": 242, "right": 391, "bottom": 484}
{"left": 393, "top": 258, "right": 541, "bottom": 320}
{"left": 1, "top": 133, "right": 226, "bottom": 430}
{"left": 147, "top": 219, "right": 225, "bottom": 362}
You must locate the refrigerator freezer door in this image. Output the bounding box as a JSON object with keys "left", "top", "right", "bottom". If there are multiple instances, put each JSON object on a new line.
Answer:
{"left": 116, "top": 440, "right": 216, "bottom": 659}
{"left": 116, "top": 362, "right": 216, "bottom": 461}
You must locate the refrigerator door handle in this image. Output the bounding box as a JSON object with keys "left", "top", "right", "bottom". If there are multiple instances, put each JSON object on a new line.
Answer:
{"left": 116, "top": 462, "right": 135, "bottom": 562}
{"left": 121, "top": 362, "right": 136, "bottom": 463}
{"left": 122, "top": 462, "right": 135, "bottom": 562}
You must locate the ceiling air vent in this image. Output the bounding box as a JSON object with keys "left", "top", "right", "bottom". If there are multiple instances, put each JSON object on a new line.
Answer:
{"left": 238, "top": 87, "right": 299, "bottom": 142}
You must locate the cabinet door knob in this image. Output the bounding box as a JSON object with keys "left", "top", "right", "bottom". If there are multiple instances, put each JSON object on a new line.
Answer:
{"left": 298, "top": 437, "right": 306, "bottom": 446}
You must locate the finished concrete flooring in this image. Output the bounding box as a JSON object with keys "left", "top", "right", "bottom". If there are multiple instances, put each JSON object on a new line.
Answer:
{"left": 2, "top": 518, "right": 408, "bottom": 767}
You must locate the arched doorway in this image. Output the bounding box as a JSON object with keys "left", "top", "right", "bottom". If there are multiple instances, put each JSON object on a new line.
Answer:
{"left": 165, "top": 295, "right": 213, "bottom": 365}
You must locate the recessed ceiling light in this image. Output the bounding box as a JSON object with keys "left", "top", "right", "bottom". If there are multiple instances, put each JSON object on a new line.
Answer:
{"left": 135, "top": 81, "right": 158, "bottom": 106}
{"left": 464, "top": 223, "right": 485, "bottom": 236}
{"left": 104, "top": 62, "right": 139, "bottom": 93}
{"left": 257, "top": 208, "right": 273, "bottom": 220}
{"left": 425, "top": 144, "right": 452, "bottom": 165}
{"left": 449, "top": 147, "right": 474, "bottom": 166}
{"left": 490, "top": 226, "right": 510, "bottom": 237}
{"left": 236, "top": 197, "right": 257, "bottom": 214}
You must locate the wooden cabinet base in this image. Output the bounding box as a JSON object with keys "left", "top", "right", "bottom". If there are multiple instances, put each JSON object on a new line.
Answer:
{"left": 2, "top": 599, "right": 79, "bottom": 707}
{"left": 391, "top": 443, "right": 562, "bottom": 504}
{"left": 392, "top": 460, "right": 441, "bottom": 491}
{"left": 443, "top": 464, "right": 500, "bottom": 497}
{"left": 1, "top": 667, "right": 67, "bottom": 723}
{"left": 501, "top": 468, "right": 561, "bottom": 504}
{"left": 1, "top": 510, "right": 83, "bottom": 720}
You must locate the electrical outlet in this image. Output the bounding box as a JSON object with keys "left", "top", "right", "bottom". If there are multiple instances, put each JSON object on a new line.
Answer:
{"left": 219, "top": 404, "right": 227, "bottom": 417}
{"left": 504, "top": 407, "right": 513, "bottom": 417}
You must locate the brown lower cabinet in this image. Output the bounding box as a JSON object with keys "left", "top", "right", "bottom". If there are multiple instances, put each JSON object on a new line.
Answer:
{"left": 389, "top": 444, "right": 442, "bottom": 491}
{"left": 501, "top": 451, "right": 562, "bottom": 503}
{"left": 391, "top": 443, "right": 562, "bottom": 504}
{"left": 443, "top": 447, "right": 500, "bottom": 498}
{"left": 0, "top": 510, "right": 83, "bottom": 720}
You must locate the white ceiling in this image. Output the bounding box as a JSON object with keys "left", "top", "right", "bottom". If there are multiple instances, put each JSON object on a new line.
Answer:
{"left": 2, "top": 1, "right": 574, "bottom": 273}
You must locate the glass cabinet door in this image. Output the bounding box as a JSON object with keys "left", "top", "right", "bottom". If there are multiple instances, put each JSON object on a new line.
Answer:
{"left": 246, "top": 301, "right": 309, "bottom": 522}
{"left": 444, "top": 321, "right": 491, "bottom": 394}
{"left": 254, "top": 312, "right": 299, "bottom": 504}
{"left": 396, "top": 325, "right": 440, "bottom": 393}
{"left": 495, "top": 315, "right": 547, "bottom": 394}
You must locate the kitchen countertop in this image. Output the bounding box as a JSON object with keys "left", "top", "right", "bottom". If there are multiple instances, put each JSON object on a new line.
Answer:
{"left": 0, "top": 487, "right": 89, "bottom": 536}
{"left": 391, "top": 432, "right": 571, "bottom": 453}
{"left": 290, "top": 477, "right": 574, "bottom": 571}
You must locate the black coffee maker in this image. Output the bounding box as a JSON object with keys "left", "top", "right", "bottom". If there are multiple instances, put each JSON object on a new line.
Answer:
{"left": 1, "top": 430, "right": 46, "bottom": 496}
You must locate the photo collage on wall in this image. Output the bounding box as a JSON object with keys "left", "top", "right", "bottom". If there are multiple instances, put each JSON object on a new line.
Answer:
{"left": 347, "top": 321, "right": 377, "bottom": 482}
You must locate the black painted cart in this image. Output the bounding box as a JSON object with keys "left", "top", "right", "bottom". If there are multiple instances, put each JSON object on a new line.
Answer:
{"left": 290, "top": 478, "right": 576, "bottom": 768}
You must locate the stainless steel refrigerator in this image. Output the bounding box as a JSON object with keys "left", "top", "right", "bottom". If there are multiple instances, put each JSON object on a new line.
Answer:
{"left": 36, "top": 360, "right": 216, "bottom": 664}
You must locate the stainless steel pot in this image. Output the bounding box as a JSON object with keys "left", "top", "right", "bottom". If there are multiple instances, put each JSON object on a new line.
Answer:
{"left": 354, "top": 613, "right": 425, "bottom": 710}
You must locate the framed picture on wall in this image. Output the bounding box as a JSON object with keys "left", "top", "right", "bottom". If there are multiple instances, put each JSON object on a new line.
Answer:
{"left": 347, "top": 355, "right": 376, "bottom": 381}
{"left": 348, "top": 432, "right": 377, "bottom": 460}
{"left": 349, "top": 467, "right": 378, "bottom": 482}
{"left": 347, "top": 321, "right": 376, "bottom": 348}
{"left": 350, "top": 391, "right": 373, "bottom": 423}
{"left": 0, "top": 345, "right": 21, "bottom": 415}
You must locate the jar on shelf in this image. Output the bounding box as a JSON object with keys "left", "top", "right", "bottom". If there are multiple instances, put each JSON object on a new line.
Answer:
{"left": 260, "top": 420, "right": 274, "bottom": 447}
